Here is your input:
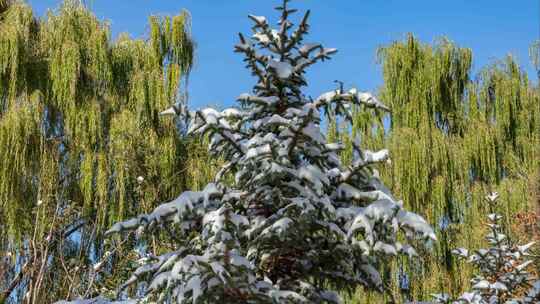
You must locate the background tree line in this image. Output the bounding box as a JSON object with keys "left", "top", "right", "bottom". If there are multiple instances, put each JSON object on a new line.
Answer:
{"left": 0, "top": 0, "right": 538, "bottom": 303}
{"left": 345, "top": 35, "right": 540, "bottom": 302}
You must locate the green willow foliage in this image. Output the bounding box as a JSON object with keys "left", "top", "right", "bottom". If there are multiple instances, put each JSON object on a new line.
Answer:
{"left": 346, "top": 35, "right": 540, "bottom": 302}
{"left": 0, "top": 0, "right": 195, "bottom": 238}
{"left": 0, "top": 1, "right": 218, "bottom": 302}
{"left": 529, "top": 40, "right": 540, "bottom": 78}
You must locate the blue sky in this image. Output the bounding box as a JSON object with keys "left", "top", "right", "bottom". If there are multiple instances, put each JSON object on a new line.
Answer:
{"left": 27, "top": 1, "right": 538, "bottom": 109}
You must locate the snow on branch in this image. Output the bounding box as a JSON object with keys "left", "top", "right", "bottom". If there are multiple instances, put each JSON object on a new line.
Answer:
{"left": 106, "top": 183, "right": 222, "bottom": 236}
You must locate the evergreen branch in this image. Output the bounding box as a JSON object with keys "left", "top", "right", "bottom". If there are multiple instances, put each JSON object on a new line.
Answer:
{"left": 194, "top": 110, "right": 246, "bottom": 156}
{"left": 276, "top": 0, "right": 292, "bottom": 52}
{"left": 235, "top": 33, "right": 268, "bottom": 85}
{"left": 248, "top": 14, "right": 281, "bottom": 53}
{"left": 286, "top": 107, "right": 314, "bottom": 159}
{"left": 285, "top": 10, "right": 311, "bottom": 53}
{"left": 215, "top": 159, "right": 238, "bottom": 183}
{"left": 340, "top": 149, "right": 389, "bottom": 184}
{"left": 293, "top": 46, "right": 337, "bottom": 74}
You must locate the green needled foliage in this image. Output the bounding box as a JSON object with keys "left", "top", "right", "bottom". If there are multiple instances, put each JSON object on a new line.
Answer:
{"left": 345, "top": 35, "right": 539, "bottom": 302}
{"left": 0, "top": 1, "right": 209, "bottom": 302}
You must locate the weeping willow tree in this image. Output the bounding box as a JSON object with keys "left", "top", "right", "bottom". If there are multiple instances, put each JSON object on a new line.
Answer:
{"left": 530, "top": 40, "right": 540, "bottom": 82}
{"left": 0, "top": 1, "right": 216, "bottom": 303}
{"left": 341, "top": 35, "right": 540, "bottom": 303}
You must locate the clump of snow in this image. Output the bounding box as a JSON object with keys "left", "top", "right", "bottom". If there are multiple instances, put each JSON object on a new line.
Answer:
{"left": 268, "top": 59, "right": 293, "bottom": 79}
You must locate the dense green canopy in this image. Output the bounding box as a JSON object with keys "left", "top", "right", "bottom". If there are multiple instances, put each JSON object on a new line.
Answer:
{"left": 0, "top": 1, "right": 208, "bottom": 302}
{"left": 347, "top": 35, "right": 540, "bottom": 302}
{"left": 0, "top": 0, "right": 194, "bottom": 239}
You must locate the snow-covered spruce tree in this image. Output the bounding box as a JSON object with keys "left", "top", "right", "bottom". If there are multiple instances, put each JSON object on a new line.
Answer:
{"left": 433, "top": 192, "right": 540, "bottom": 304}
{"left": 59, "top": 1, "right": 437, "bottom": 303}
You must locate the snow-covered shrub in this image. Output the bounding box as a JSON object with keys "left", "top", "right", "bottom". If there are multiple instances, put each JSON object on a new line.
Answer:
{"left": 433, "top": 192, "right": 540, "bottom": 304}
{"left": 58, "top": 1, "right": 436, "bottom": 303}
